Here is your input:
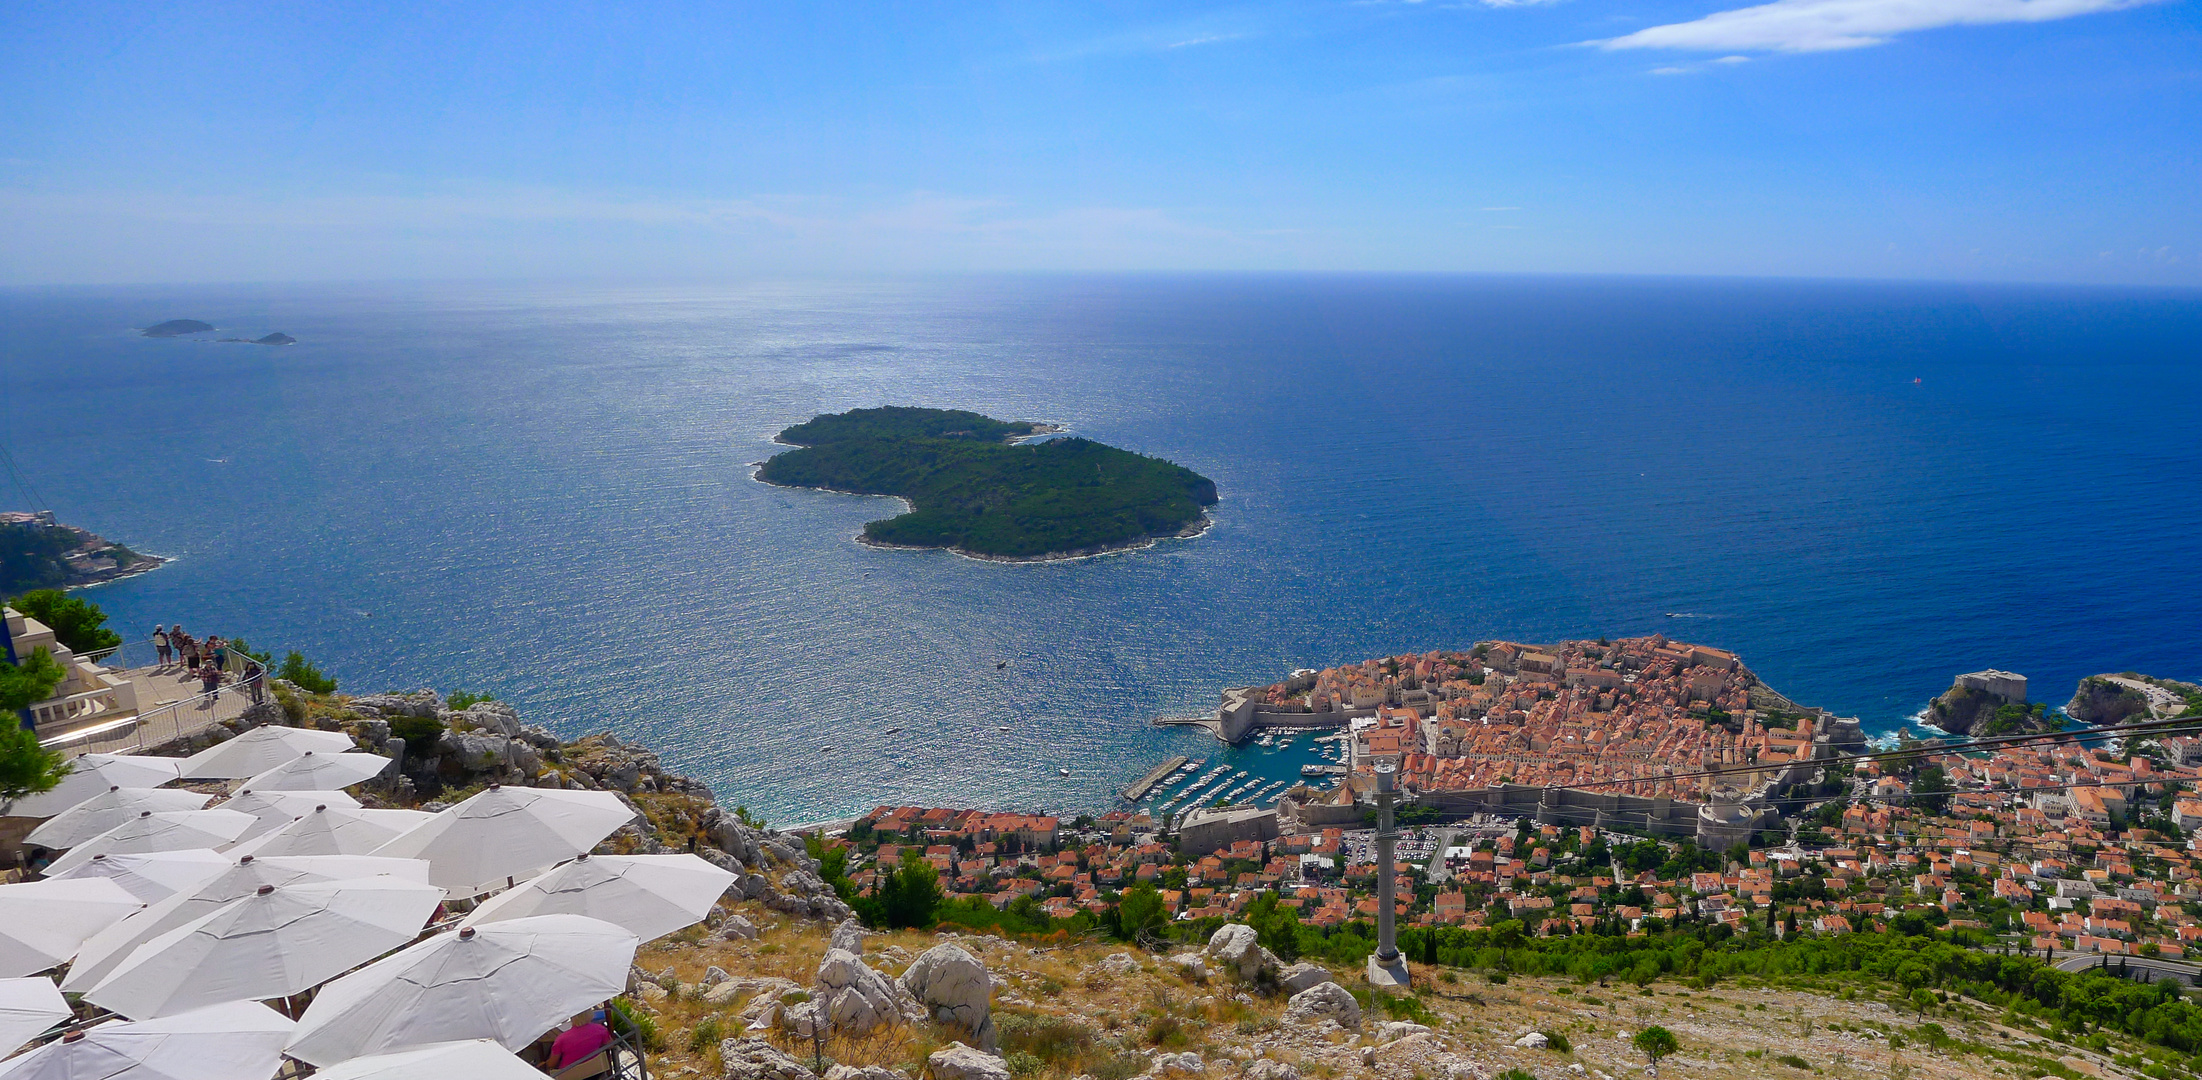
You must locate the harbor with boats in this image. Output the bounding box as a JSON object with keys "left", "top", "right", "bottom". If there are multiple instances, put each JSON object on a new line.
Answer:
{"left": 1114, "top": 726, "right": 1353, "bottom": 825}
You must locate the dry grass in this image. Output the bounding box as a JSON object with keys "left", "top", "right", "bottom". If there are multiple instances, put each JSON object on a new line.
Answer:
{"left": 624, "top": 909, "right": 2169, "bottom": 1080}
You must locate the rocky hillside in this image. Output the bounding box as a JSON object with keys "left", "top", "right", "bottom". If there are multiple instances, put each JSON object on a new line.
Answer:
{"left": 145, "top": 684, "right": 2178, "bottom": 1080}
{"left": 2067, "top": 674, "right": 2202, "bottom": 726}
{"left": 621, "top": 909, "right": 2108, "bottom": 1080}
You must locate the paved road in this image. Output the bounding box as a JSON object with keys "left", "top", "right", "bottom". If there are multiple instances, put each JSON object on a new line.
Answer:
{"left": 2055, "top": 953, "right": 2202, "bottom": 984}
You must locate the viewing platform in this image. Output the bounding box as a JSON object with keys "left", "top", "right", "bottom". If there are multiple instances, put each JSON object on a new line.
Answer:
{"left": 3, "top": 610, "right": 263, "bottom": 757}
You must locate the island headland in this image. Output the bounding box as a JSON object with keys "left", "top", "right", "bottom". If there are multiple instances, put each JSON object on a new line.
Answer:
{"left": 0, "top": 510, "right": 165, "bottom": 593}
{"left": 217, "top": 332, "right": 297, "bottom": 345}
{"left": 139, "top": 319, "right": 213, "bottom": 337}
{"left": 756, "top": 406, "right": 1218, "bottom": 562}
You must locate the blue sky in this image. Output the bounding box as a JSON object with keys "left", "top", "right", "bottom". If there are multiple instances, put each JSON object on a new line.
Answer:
{"left": 1, "top": 1, "right": 2195, "bottom": 284}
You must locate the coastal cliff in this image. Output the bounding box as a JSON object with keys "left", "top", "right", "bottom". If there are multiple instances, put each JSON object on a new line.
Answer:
{"left": 2067, "top": 673, "right": 2202, "bottom": 725}
{"left": 0, "top": 512, "right": 165, "bottom": 594}
{"left": 1923, "top": 683, "right": 2052, "bottom": 736}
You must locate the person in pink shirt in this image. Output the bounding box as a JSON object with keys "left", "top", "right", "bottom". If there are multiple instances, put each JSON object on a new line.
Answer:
{"left": 545, "top": 1013, "right": 614, "bottom": 1072}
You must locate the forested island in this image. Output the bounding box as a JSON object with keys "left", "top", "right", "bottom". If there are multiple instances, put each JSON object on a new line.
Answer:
{"left": 757, "top": 406, "right": 1217, "bottom": 560}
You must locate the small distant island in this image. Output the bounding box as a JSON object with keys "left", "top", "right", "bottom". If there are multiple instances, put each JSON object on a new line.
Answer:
{"left": 140, "top": 319, "right": 213, "bottom": 338}
{"left": 217, "top": 332, "right": 297, "bottom": 346}
{"left": 757, "top": 406, "right": 1217, "bottom": 561}
{"left": 0, "top": 511, "right": 165, "bottom": 594}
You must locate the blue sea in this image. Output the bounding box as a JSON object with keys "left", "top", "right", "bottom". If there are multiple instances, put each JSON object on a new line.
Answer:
{"left": 2, "top": 276, "right": 2198, "bottom": 822}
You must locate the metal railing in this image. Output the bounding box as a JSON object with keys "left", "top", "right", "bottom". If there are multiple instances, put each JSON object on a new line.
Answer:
{"left": 38, "top": 638, "right": 270, "bottom": 757}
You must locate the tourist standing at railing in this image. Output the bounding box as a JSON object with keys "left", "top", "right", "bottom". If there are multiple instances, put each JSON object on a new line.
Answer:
{"left": 243, "top": 659, "right": 265, "bottom": 705}
{"left": 152, "top": 626, "right": 171, "bottom": 667}
{"left": 210, "top": 636, "right": 228, "bottom": 670}
{"left": 199, "top": 658, "right": 223, "bottom": 700}
{"left": 177, "top": 630, "right": 198, "bottom": 671}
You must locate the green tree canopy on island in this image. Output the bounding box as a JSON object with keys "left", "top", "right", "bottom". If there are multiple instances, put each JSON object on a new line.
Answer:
{"left": 760, "top": 406, "right": 1218, "bottom": 559}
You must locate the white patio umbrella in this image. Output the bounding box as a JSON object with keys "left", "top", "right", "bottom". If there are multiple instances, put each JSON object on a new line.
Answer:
{"left": 178, "top": 724, "right": 355, "bottom": 780}
{"left": 0, "top": 877, "right": 143, "bottom": 977}
{"left": 464, "top": 852, "right": 736, "bottom": 943}
{"left": 0, "top": 978, "right": 70, "bottom": 1055}
{"left": 0, "top": 998, "right": 293, "bottom": 1080}
{"left": 236, "top": 750, "right": 392, "bottom": 792}
{"left": 372, "top": 786, "right": 635, "bottom": 893}
{"left": 24, "top": 788, "right": 213, "bottom": 849}
{"left": 84, "top": 876, "right": 445, "bottom": 1020}
{"left": 227, "top": 805, "right": 434, "bottom": 859}
{"left": 284, "top": 913, "right": 638, "bottom": 1066}
{"left": 308, "top": 1039, "right": 547, "bottom": 1080}
{"left": 3, "top": 754, "right": 184, "bottom": 819}
{"left": 44, "top": 809, "right": 256, "bottom": 876}
{"left": 43, "top": 848, "right": 231, "bottom": 903}
{"left": 63, "top": 853, "right": 433, "bottom": 993}
{"left": 217, "top": 788, "right": 362, "bottom": 839}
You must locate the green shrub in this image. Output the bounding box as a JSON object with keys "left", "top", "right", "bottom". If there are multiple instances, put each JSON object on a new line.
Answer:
{"left": 996, "top": 1012, "right": 1098, "bottom": 1067}
{"left": 1004, "top": 1051, "right": 1043, "bottom": 1077}
{"left": 608, "top": 998, "right": 663, "bottom": 1052}
{"left": 1090, "top": 1053, "right": 1148, "bottom": 1080}
{"left": 445, "top": 689, "right": 495, "bottom": 710}
{"left": 8, "top": 590, "right": 120, "bottom": 655}
{"left": 687, "top": 1016, "right": 724, "bottom": 1053}
{"left": 277, "top": 651, "right": 336, "bottom": 694}
{"left": 1541, "top": 1031, "right": 1571, "bottom": 1053}
{"left": 388, "top": 715, "right": 446, "bottom": 757}
{"left": 1775, "top": 1054, "right": 1811, "bottom": 1069}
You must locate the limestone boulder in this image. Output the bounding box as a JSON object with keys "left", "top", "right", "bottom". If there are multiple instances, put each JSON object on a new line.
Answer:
{"left": 1383, "top": 1022, "right": 1435, "bottom": 1041}
{"left": 901, "top": 943, "right": 997, "bottom": 1051}
{"left": 826, "top": 1067, "right": 909, "bottom": 1080}
{"left": 722, "top": 977, "right": 803, "bottom": 1016}
{"left": 1204, "top": 924, "right": 1282, "bottom": 985}
{"left": 721, "top": 1038, "right": 818, "bottom": 1080}
{"left": 831, "top": 919, "right": 868, "bottom": 954}
{"left": 779, "top": 1000, "right": 821, "bottom": 1039}
{"left": 1206, "top": 921, "right": 1285, "bottom": 987}
{"left": 1512, "top": 1033, "right": 1548, "bottom": 1050}
{"left": 1244, "top": 1061, "right": 1299, "bottom": 1080}
{"left": 721, "top": 915, "right": 760, "bottom": 941}
{"left": 1101, "top": 952, "right": 1142, "bottom": 976}
{"left": 1282, "top": 982, "right": 1361, "bottom": 1031}
{"left": 1166, "top": 953, "right": 1211, "bottom": 980}
{"left": 815, "top": 948, "right": 912, "bottom": 1036}
{"left": 1277, "top": 963, "right": 1333, "bottom": 995}
{"left": 927, "top": 1043, "right": 1011, "bottom": 1080}
{"left": 1152, "top": 1052, "right": 1204, "bottom": 1075}
{"left": 346, "top": 691, "right": 441, "bottom": 718}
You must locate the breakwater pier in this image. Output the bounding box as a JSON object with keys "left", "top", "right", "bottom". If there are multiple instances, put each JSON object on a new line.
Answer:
{"left": 1121, "top": 755, "right": 1189, "bottom": 800}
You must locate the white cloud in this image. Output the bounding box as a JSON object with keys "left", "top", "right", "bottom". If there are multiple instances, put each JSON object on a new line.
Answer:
{"left": 1598, "top": 0, "right": 2157, "bottom": 53}
{"left": 1651, "top": 65, "right": 1696, "bottom": 74}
